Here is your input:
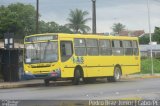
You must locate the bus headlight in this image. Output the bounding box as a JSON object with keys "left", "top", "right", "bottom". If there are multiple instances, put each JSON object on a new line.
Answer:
{"left": 25, "top": 71, "right": 33, "bottom": 75}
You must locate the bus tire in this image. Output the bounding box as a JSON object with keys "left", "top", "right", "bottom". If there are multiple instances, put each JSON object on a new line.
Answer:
{"left": 107, "top": 66, "right": 121, "bottom": 82}
{"left": 84, "top": 78, "right": 96, "bottom": 84}
{"left": 44, "top": 79, "right": 49, "bottom": 86}
{"left": 72, "top": 68, "right": 81, "bottom": 85}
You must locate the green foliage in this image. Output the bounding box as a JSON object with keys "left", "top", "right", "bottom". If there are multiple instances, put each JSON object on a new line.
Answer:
{"left": 153, "top": 27, "right": 160, "bottom": 43}
{"left": 139, "top": 36, "right": 150, "bottom": 44}
{"left": 39, "top": 21, "right": 72, "bottom": 33}
{"left": 0, "top": 3, "right": 73, "bottom": 39}
{"left": 112, "top": 23, "right": 125, "bottom": 34}
{"left": 141, "top": 58, "right": 160, "bottom": 74}
{"left": 66, "top": 8, "right": 91, "bottom": 33}
{"left": 58, "top": 25, "right": 73, "bottom": 33}
{"left": 0, "top": 3, "right": 36, "bottom": 39}
{"left": 139, "top": 27, "right": 160, "bottom": 44}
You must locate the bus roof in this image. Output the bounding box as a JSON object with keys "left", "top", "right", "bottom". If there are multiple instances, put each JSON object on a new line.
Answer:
{"left": 25, "top": 33, "right": 138, "bottom": 40}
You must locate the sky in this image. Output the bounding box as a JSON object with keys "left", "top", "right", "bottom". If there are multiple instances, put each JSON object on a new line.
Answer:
{"left": 1, "top": 0, "right": 160, "bottom": 33}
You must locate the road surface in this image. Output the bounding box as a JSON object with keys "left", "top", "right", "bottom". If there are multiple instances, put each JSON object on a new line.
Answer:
{"left": 0, "top": 78, "right": 160, "bottom": 100}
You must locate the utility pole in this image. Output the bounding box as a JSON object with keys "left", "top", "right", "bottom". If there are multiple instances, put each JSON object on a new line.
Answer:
{"left": 36, "top": 0, "right": 39, "bottom": 34}
{"left": 91, "top": 0, "right": 96, "bottom": 34}
{"left": 147, "top": 0, "right": 154, "bottom": 75}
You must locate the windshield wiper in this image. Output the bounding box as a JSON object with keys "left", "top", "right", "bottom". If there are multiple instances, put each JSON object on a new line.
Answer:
{"left": 43, "top": 40, "right": 51, "bottom": 60}
{"left": 31, "top": 43, "right": 41, "bottom": 62}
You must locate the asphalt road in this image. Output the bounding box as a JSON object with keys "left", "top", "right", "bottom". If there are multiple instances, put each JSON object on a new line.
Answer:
{"left": 0, "top": 78, "right": 160, "bottom": 100}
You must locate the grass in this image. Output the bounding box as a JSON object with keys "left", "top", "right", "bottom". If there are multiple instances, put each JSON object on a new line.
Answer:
{"left": 141, "top": 58, "right": 160, "bottom": 74}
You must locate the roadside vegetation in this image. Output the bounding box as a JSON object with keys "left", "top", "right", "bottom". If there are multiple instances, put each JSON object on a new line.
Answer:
{"left": 141, "top": 58, "right": 160, "bottom": 74}
{"left": 0, "top": 3, "right": 92, "bottom": 39}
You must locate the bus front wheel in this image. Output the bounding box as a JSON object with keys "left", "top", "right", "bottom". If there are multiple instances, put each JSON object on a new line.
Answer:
{"left": 72, "top": 68, "right": 81, "bottom": 85}
{"left": 107, "top": 66, "right": 121, "bottom": 82}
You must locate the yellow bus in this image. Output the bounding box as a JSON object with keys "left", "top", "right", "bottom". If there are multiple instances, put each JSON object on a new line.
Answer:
{"left": 24, "top": 33, "right": 140, "bottom": 86}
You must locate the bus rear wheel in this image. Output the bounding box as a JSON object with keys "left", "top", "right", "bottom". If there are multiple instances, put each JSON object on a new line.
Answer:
{"left": 72, "top": 68, "right": 81, "bottom": 85}
{"left": 107, "top": 66, "right": 121, "bottom": 82}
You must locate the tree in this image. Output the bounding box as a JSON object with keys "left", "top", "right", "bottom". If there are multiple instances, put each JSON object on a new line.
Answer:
{"left": 58, "top": 25, "right": 73, "bottom": 33}
{"left": 38, "top": 20, "right": 48, "bottom": 33}
{"left": 0, "top": 5, "right": 21, "bottom": 38}
{"left": 0, "top": 3, "right": 36, "bottom": 39}
{"left": 44, "top": 21, "right": 59, "bottom": 33}
{"left": 39, "top": 20, "right": 72, "bottom": 33}
{"left": 66, "top": 9, "right": 91, "bottom": 33}
{"left": 0, "top": 3, "right": 73, "bottom": 39}
{"left": 139, "top": 36, "right": 150, "bottom": 44}
{"left": 153, "top": 27, "right": 160, "bottom": 44}
{"left": 112, "top": 23, "right": 125, "bottom": 34}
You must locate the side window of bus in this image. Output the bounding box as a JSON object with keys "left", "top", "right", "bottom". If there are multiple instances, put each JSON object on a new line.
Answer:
{"left": 112, "top": 40, "right": 124, "bottom": 55}
{"left": 99, "top": 39, "right": 112, "bottom": 55}
{"left": 132, "top": 41, "right": 139, "bottom": 55}
{"left": 86, "top": 39, "right": 99, "bottom": 56}
{"left": 74, "top": 38, "right": 86, "bottom": 56}
{"left": 60, "top": 41, "right": 73, "bottom": 62}
{"left": 123, "top": 40, "right": 133, "bottom": 55}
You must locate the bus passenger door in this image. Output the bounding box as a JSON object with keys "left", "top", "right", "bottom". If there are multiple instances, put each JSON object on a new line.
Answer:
{"left": 60, "top": 41, "right": 74, "bottom": 77}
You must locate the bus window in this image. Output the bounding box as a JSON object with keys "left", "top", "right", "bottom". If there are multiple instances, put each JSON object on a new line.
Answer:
{"left": 123, "top": 40, "right": 133, "bottom": 55}
{"left": 74, "top": 38, "right": 86, "bottom": 56}
{"left": 112, "top": 40, "right": 124, "bottom": 55}
{"left": 132, "top": 41, "right": 139, "bottom": 55}
{"left": 60, "top": 41, "right": 73, "bottom": 62}
{"left": 99, "top": 40, "right": 112, "bottom": 55}
{"left": 86, "top": 39, "right": 99, "bottom": 56}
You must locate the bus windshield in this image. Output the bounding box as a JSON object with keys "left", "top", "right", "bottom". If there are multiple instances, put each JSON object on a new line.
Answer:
{"left": 25, "top": 41, "right": 58, "bottom": 64}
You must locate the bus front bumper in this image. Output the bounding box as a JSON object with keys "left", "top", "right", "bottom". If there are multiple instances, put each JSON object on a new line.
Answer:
{"left": 44, "top": 71, "right": 61, "bottom": 81}
{"left": 25, "top": 70, "right": 61, "bottom": 80}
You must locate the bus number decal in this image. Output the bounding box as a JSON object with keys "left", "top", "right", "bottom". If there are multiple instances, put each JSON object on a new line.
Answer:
{"left": 72, "top": 56, "right": 84, "bottom": 64}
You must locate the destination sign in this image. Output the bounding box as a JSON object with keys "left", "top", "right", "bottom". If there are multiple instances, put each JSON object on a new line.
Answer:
{"left": 25, "top": 35, "right": 58, "bottom": 42}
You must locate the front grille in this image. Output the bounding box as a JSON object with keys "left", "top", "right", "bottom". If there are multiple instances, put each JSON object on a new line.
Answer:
{"left": 31, "top": 65, "right": 50, "bottom": 68}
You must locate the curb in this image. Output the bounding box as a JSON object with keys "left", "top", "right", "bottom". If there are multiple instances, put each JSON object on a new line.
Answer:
{"left": 0, "top": 83, "right": 44, "bottom": 89}
{"left": 121, "top": 74, "right": 160, "bottom": 79}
